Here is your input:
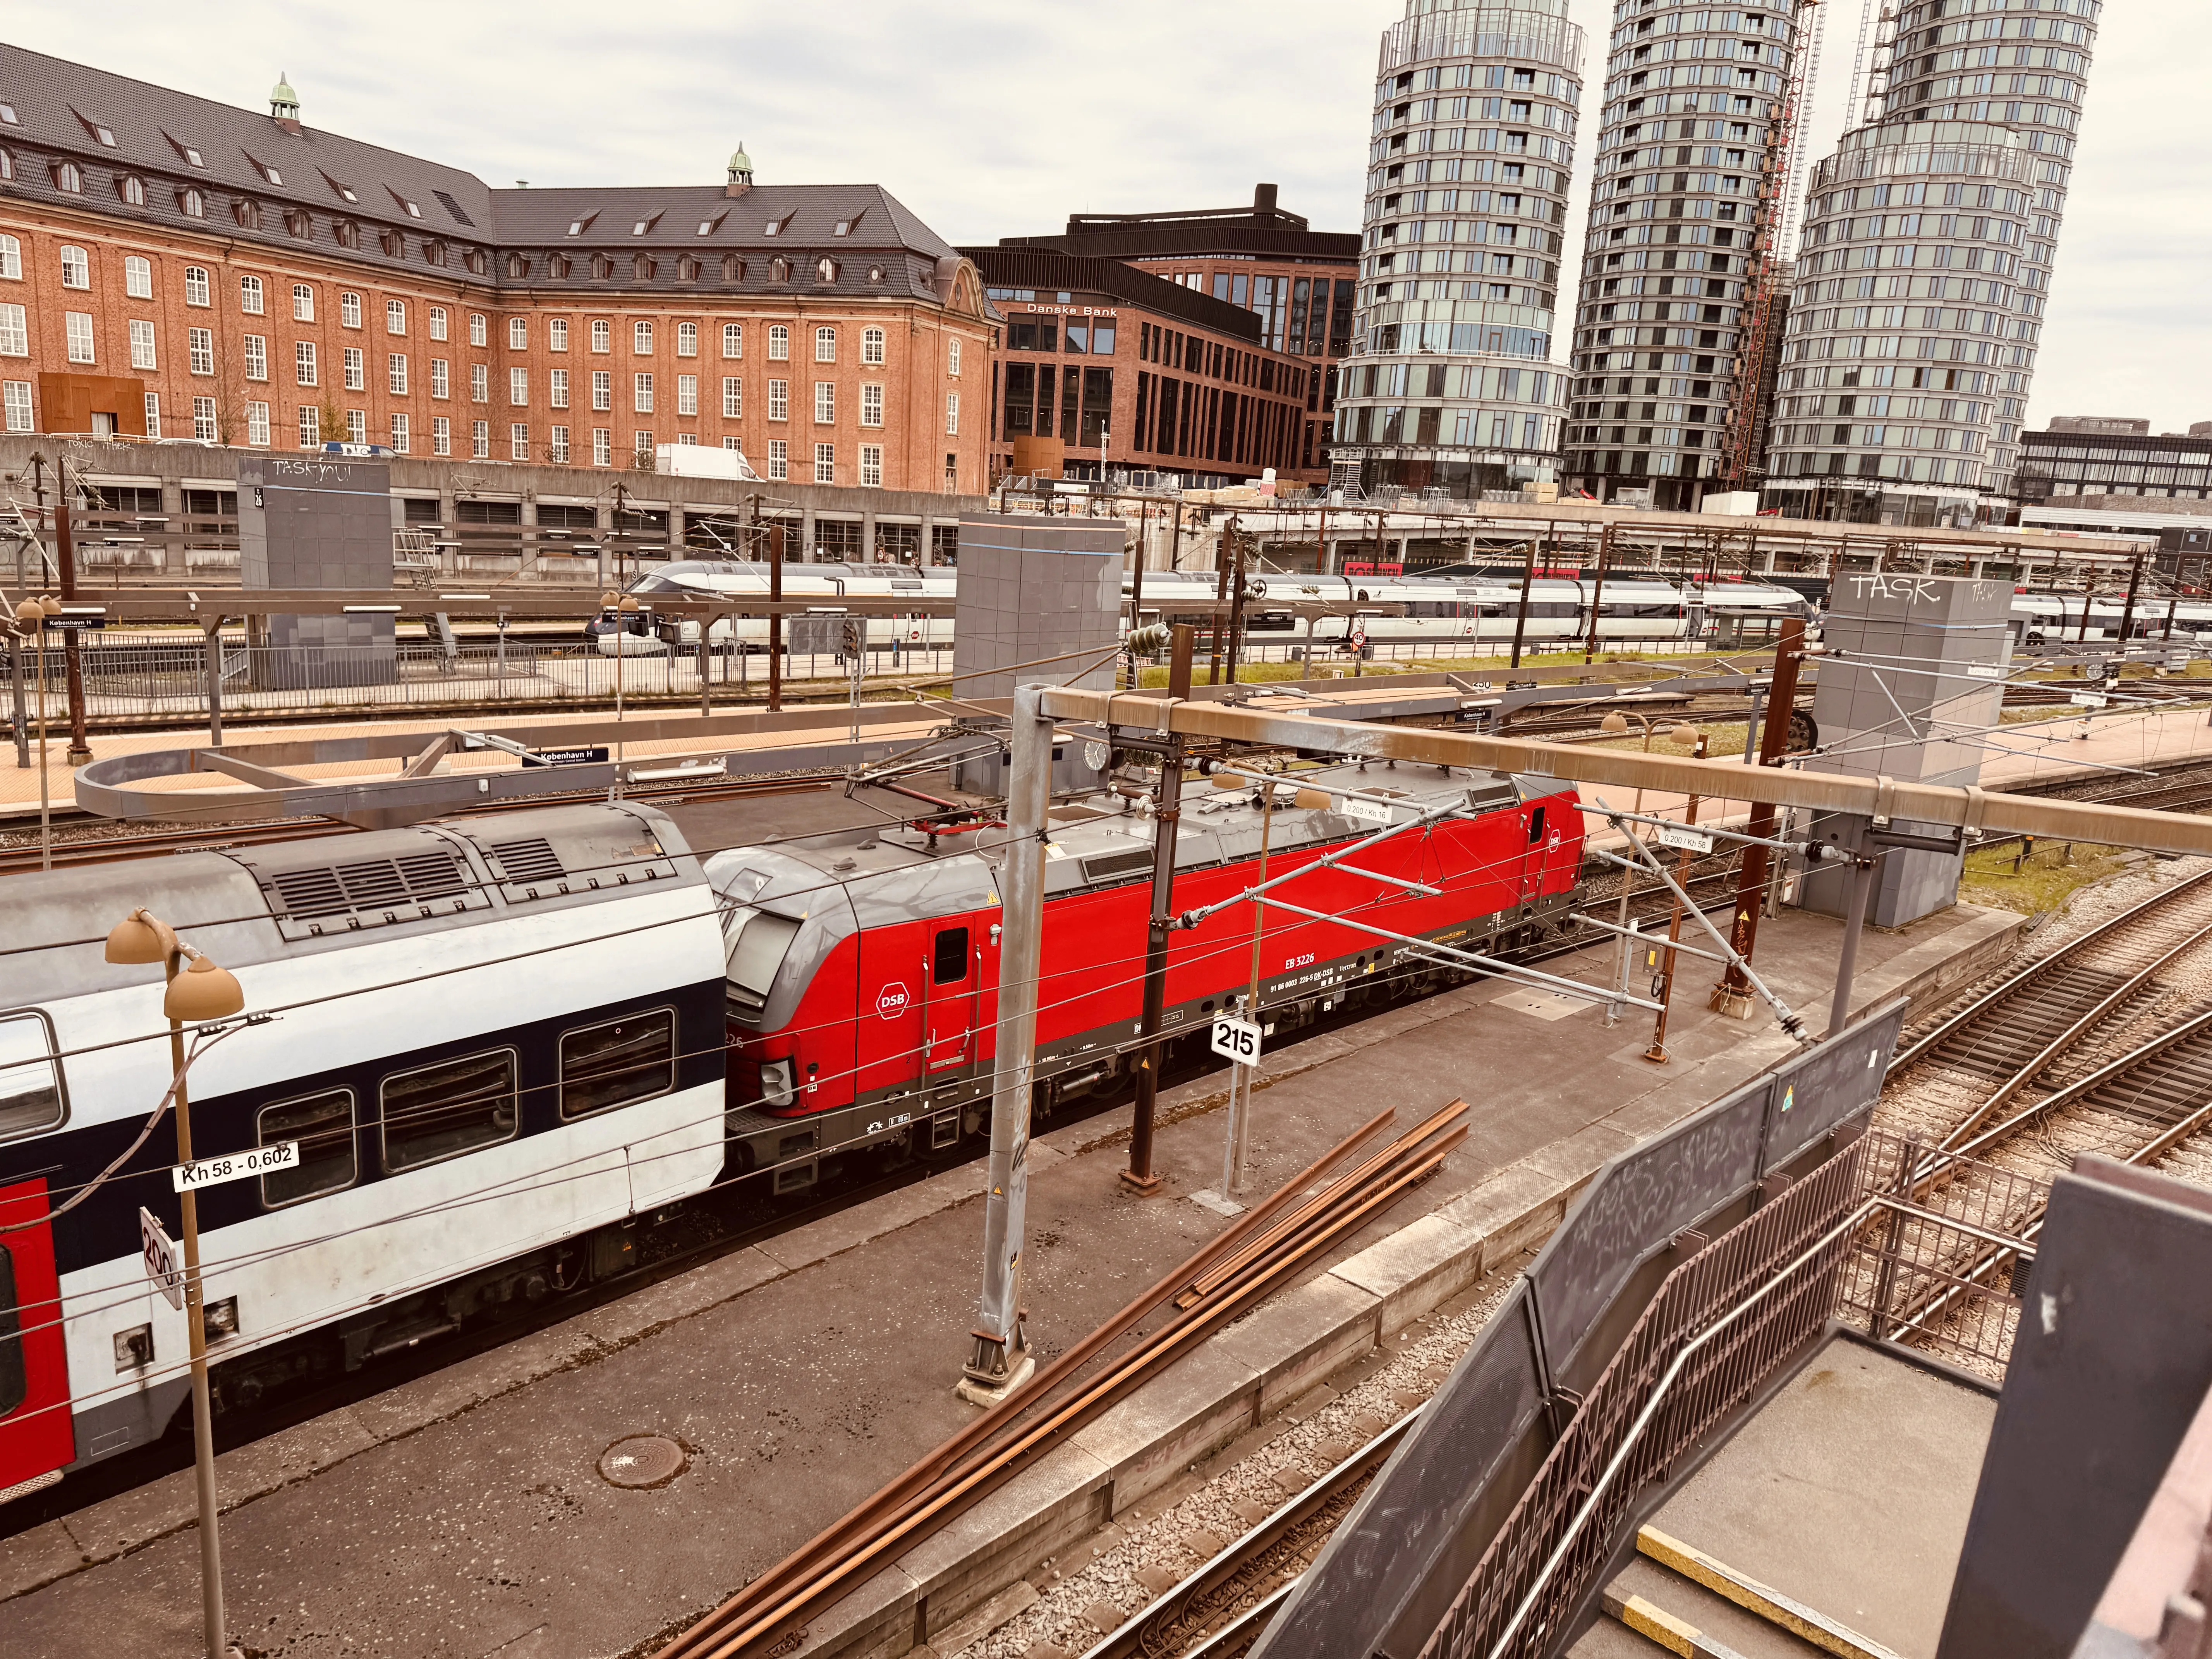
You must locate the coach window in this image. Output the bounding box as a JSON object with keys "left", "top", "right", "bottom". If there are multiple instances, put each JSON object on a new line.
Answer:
{"left": 380, "top": 1049, "right": 517, "bottom": 1172}
{"left": 559, "top": 1010, "right": 675, "bottom": 1120}
{"left": 0, "top": 1011, "right": 65, "bottom": 1140}
{"left": 931, "top": 927, "right": 970, "bottom": 986}
{"left": 724, "top": 910, "right": 801, "bottom": 1017}
{"left": 1527, "top": 805, "right": 1546, "bottom": 845}
{"left": 258, "top": 1088, "right": 356, "bottom": 1206}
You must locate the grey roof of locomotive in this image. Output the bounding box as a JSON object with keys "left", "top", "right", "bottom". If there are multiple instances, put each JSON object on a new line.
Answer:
{"left": 0, "top": 803, "right": 702, "bottom": 1008}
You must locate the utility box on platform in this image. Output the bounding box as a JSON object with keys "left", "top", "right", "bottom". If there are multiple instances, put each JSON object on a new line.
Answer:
{"left": 1798, "top": 572, "right": 2011, "bottom": 926}
{"left": 951, "top": 512, "right": 1121, "bottom": 794}
{"left": 239, "top": 454, "right": 400, "bottom": 689}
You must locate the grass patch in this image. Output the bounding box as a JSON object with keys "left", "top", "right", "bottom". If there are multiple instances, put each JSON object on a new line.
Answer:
{"left": 1958, "top": 838, "right": 2134, "bottom": 916}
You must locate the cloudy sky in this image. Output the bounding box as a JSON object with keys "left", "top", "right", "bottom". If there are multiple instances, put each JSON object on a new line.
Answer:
{"left": 11, "top": 0, "right": 2207, "bottom": 432}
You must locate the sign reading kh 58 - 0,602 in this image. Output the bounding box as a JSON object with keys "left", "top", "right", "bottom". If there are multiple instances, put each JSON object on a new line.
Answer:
{"left": 172, "top": 1141, "right": 297, "bottom": 1193}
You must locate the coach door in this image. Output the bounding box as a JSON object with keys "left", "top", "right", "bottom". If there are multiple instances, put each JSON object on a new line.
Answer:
{"left": 1515, "top": 801, "right": 1551, "bottom": 917}
{"left": 921, "top": 923, "right": 979, "bottom": 1078}
{"left": 0, "top": 1178, "right": 75, "bottom": 1497}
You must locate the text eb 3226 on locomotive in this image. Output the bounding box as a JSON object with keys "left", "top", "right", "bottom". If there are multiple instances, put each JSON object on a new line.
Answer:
{"left": 0, "top": 767, "right": 1582, "bottom": 1505}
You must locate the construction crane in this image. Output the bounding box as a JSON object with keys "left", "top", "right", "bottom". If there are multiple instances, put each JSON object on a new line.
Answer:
{"left": 1721, "top": 0, "right": 1825, "bottom": 490}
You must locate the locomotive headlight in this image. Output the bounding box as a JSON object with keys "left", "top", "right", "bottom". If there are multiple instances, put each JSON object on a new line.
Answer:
{"left": 759, "top": 1059, "right": 796, "bottom": 1109}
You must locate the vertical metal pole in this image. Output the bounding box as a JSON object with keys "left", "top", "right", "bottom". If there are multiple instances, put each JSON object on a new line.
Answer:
{"left": 1828, "top": 854, "right": 1877, "bottom": 1036}
{"left": 1508, "top": 532, "right": 1538, "bottom": 670}
{"left": 198, "top": 617, "right": 223, "bottom": 748}
{"left": 1126, "top": 625, "right": 1194, "bottom": 1194}
{"left": 1713, "top": 617, "right": 1807, "bottom": 1011}
{"left": 2116, "top": 549, "right": 2144, "bottom": 650}
{"left": 1207, "top": 533, "right": 1230, "bottom": 686}
{"left": 166, "top": 961, "right": 229, "bottom": 1659}
{"left": 1583, "top": 524, "right": 1613, "bottom": 665}
{"left": 36, "top": 628, "right": 51, "bottom": 871}
{"left": 9, "top": 623, "right": 27, "bottom": 769}
{"left": 1226, "top": 778, "right": 1275, "bottom": 1197}
{"left": 1224, "top": 522, "right": 1249, "bottom": 687}
{"left": 962, "top": 682, "right": 1052, "bottom": 1398}
{"left": 56, "top": 500, "right": 91, "bottom": 763}
{"left": 1642, "top": 736, "right": 1705, "bottom": 1064}
{"left": 1128, "top": 500, "right": 1147, "bottom": 692}
{"left": 698, "top": 631, "right": 712, "bottom": 718}
{"left": 767, "top": 523, "right": 784, "bottom": 713}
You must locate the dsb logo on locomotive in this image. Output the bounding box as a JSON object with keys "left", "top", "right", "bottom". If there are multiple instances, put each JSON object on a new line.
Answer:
{"left": 876, "top": 983, "right": 912, "bottom": 1019}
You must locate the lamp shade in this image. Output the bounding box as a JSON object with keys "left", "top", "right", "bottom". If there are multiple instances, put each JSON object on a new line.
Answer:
{"left": 1666, "top": 723, "right": 1702, "bottom": 745}
{"left": 12, "top": 600, "right": 42, "bottom": 627}
{"left": 105, "top": 908, "right": 178, "bottom": 965}
{"left": 164, "top": 955, "right": 245, "bottom": 1022}
{"left": 1599, "top": 710, "right": 1630, "bottom": 734}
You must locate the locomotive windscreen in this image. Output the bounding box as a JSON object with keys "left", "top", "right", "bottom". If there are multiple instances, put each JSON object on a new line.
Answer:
{"left": 725, "top": 910, "right": 802, "bottom": 1014}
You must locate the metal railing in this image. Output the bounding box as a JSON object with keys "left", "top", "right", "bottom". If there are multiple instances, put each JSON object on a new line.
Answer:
{"left": 1416, "top": 1125, "right": 2042, "bottom": 1659}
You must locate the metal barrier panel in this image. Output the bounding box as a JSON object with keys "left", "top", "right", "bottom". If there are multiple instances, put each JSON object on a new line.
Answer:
{"left": 1761, "top": 997, "right": 1907, "bottom": 1173}
{"left": 1256, "top": 1281, "right": 1549, "bottom": 1659}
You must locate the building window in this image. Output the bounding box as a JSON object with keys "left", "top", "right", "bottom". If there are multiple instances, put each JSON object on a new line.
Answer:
{"left": 768, "top": 379, "right": 788, "bottom": 421}
{"left": 946, "top": 392, "right": 960, "bottom": 436}
{"left": 64, "top": 313, "right": 94, "bottom": 364}
{"left": 192, "top": 396, "right": 217, "bottom": 441}
{"left": 0, "top": 304, "right": 24, "bottom": 357}
{"left": 143, "top": 393, "right": 160, "bottom": 437}
{"left": 390, "top": 354, "right": 409, "bottom": 396}
{"left": 296, "top": 341, "right": 318, "bottom": 385}
{"left": 722, "top": 376, "right": 741, "bottom": 417}
{"left": 0, "top": 235, "right": 18, "bottom": 280}
{"left": 677, "top": 374, "right": 697, "bottom": 416}
{"left": 860, "top": 384, "right": 884, "bottom": 428}
{"left": 429, "top": 306, "right": 448, "bottom": 342}
{"left": 433, "top": 416, "right": 451, "bottom": 456}
{"left": 550, "top": 368, "right": 569, "bottom": 409}
{"left": 344, "top": 347, "right": 365, "bottom": 391}
{"left": 243, "top": 334, "right": 267, "bottom": 381}
{"left": 550, "top": 318, "right": 568, "bottom": 352}
{"left": 291, "top": 282, "right": 313, "bottom": 320}
{"left": 634, "top": 373, "right": 654, "bottom": 413}
{"left": 814, "top": 443, "right": 835, "bottom": 484}
{"left": 592, "top": 370, "right": 612, "bottom": 411}
{"left": 593, "top": 428, "right": 612, "bottom": 466}
{"left": 550, "top": 426, "right": 570, "bottom": 463}
{"left": 188, "top": 327, "right": 213, "bottom": 375}
{"left": 472, "top": 419, "right": 490, "bottom": 459}
{"left": 347, "top": 409, "right": 367, "bottom": 445}
{"left": 54, "top": 161, "right": 82, "bottom": 193}
{"left": 298, "top": 406, "right": 319, "bottom": 448}
{"left": 3, "top": 380, "right": 32, "bottom": 432}
{"left": 380, "top": 299, "right": 402, "bottom": 335}
{"left": 633, "top": 320, "right": 654, "bottom": 355}
{"left": 815, "top": 326, "right": 837, "bottom": 363}
{"left": 510, "top": 423, "right": 529, "bottom": 461}
{"left": 814, "top": 382, "right": 835, "bottom": 424}
{"left": 507, "top": 316, "right": 527, "bottom": 350}
{"left": 59, "top": 245, "right": 90, "bottom": 289}
{"left": 471, "top": 364, "right": 488, "bottom": 403}
{"left": 722, "top": 323, "right": 743, "bottom": 359}
{"left": 767, "top": 438, "right": 788, "bottom": 480}
{"left": 239, "top": 274, "right": 264, "bottom": 314}
{"left": 469, "top": 313, "right": 488, "bottom": 347}
{"left": 185, "top": 266, "right": 211, "bottom": 307}
{"left": 633, "top": 429, "right": 653, "bottom": 462}
{"left": 390, "top": 412, "right": 410, "bottom": 453}
{"left": 860, "top": 443, "right": 883, "bottom": 487}
{"left": 862, "top": 326, "right": 885, "bottom": 366}
{"left": 246, "top": 402, "right": 270, "bottom": 447}
{"left": 125, "top": 256, "right": 153, "bottom": 299}
{"left": 129, "top": 319, "right": 157, "bottom": 371}
{"left": 948, "top": 337, "right": 962, "bottom": 376}
{"left": 509, "top": 367, "right": 527, "bottom": 406}
{"left": 340, "top": 292, "right": 362, "bottom": 329}
{"left": 430, "top": 359, "right": 448, "bottom": 399}
{"left": 768, "top": 325, "right": 790, "bottom": 361}
{"left": 677, "top": 321, "right": 697, "bottom": 357}
{"left": 591, "top": 319, "right": 611, "bottom": 354}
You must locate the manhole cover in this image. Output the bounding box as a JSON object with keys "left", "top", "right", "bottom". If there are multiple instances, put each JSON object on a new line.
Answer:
{"left": 598, "top": 1434, "right": 688, "bottom": 1489}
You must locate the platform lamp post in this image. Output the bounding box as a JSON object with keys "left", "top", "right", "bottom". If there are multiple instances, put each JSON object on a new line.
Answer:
{"left": 1598, "top": 710, "right": 1699, "bottom": 1022}
{"left": 14, "top": 596, "right": 61, "bottom": 871}
{"left": 104, "top": 908, "right": 247, "bottom": 1659}
{"left": 1627, "top": 723, "right": 1707, "bottom": 1066}
{"left": 602, "top": 590, "right": 639, "bottom": 793}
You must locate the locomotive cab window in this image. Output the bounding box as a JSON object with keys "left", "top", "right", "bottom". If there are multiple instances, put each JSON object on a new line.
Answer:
{"left": 0, "top": 1241, "right": 22, "bottom": 1417}
{"left": 0, "top": 1011, "right": 65, "bottom": 1142}
{"left": 560, "top": 1010, "right": 675, "bottom": 1119}
{"left": 725, "top": 910, "right": 802, "bottom": 1016}
{"left": 1527, "top": 806, "right": 1546, "bottom": 845}
{"left": 380, "top": 1049, "right": 518, "bottom": 1172}
{"left": 932, "top": 927, "right": 970, "bottom": 986}
{"left": 259, "top": 1089, "right": 357, "bottom": 1207}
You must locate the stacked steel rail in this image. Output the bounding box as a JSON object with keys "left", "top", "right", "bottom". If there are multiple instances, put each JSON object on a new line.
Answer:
{"left": 653, "top": 1101, "right": 1470, "bottom": 1659}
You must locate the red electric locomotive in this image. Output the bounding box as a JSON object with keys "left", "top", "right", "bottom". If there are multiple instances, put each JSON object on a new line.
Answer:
{"left": 705, "top": 762, "right": 1585, "bottom": 1189}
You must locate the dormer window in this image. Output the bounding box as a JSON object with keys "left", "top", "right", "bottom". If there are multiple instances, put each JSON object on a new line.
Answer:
{"left": 697, "top": 213, "right": 726, "bottom": 236}
{"left": 234, "top": 198, "right": 260, "bottom": 229}
{"left": 79, "top": 115, "right": 118, "bottom": 148}
{"left": 388, "top": 188, "right": 422, "bottom": 218}
{"left": 868, "top": 264, "right": 884, "bottom": 284}
{"left": 180, "top": 187, "right": 205, "bottom": 217}
{"left": 53, "top": 161, "right": 83, "bottom": 193}
{"left": 631, "top": 212, "right": 662, "bottom": 236}
{"left": 163, "top": 132, "right": 204, "bottom": 167}
{"left": 119, "top": 175, "right": 147, "bottom": 206}
{"left": 816, "top": 257, "right": 838, "bottom": 283}
{"left": 566, "top": 212, "right": 596, "bottom": 237}
{"left": 506, "top": 252, "right": 529, "bottom": 278}
{"left": 334, "top": 219, "right": 359, "bottom": 248}
{"left": 834, "top": 219, "right": 852, "bottom": 236}
{"left": 0, "top": 105, "right": 17, "bottom": 127}
{"left": 247, "top": 155, "right": 283, "bottom": 186}
{"left": 324, "top": 173, "right": 358, "bottom": 203}
{"left": 769, "top": 256, "right": 790, "bottom": 282}
{"left": 763, "top": 214, "right": 791, "bottom": 237}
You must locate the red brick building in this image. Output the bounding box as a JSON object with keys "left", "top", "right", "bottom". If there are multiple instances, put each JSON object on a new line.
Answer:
{"left": 964, "top": 247, "right": 1320, "bottom": 488}
{"left": 0, "top": 49, "right": 993, "bottom": 494}
{"left": 994, "top": 185, "right": 1359, "bottom": 478}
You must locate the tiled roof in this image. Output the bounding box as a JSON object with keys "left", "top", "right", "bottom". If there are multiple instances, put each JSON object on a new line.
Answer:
{"left": 0, "top": 44, "right": 969, "bottom": 307}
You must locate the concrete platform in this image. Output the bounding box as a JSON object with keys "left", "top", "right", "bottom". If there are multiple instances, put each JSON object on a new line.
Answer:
{"left": 0, "top": 902, "right": 2023, "bottom": 1657}
{"left": 1572, "top": 1336, "right": 1996, "bottom": 1659}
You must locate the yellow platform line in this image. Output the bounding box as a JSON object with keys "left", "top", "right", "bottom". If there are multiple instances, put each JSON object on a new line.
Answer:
{"left": 1638, "top": 1525, "right": 1903, "bottom": 1659}
{"left": 1602, "top": 1586, "right": 1750, "bottom": 1658}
